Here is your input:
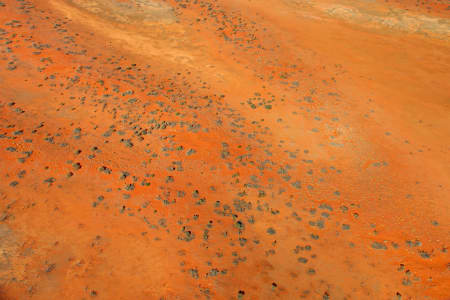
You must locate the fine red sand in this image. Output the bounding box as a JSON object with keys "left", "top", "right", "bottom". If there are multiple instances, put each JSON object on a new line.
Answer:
{"left": 0, "top": 0, "right": 449, "bottom": 299}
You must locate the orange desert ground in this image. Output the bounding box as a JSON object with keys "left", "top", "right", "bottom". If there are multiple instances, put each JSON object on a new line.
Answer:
{"left": 0, "top": 0, "right": 449, "bottom": 299}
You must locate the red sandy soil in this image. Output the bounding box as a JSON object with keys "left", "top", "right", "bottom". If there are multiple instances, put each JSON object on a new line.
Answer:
{"left": 0, "top": 0, "right": 449, "bottom": 299}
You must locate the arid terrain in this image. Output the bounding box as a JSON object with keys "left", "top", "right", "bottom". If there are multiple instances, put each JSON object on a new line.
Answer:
{"left": 0, "top": 0, "right": 449, "bottom": 299}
